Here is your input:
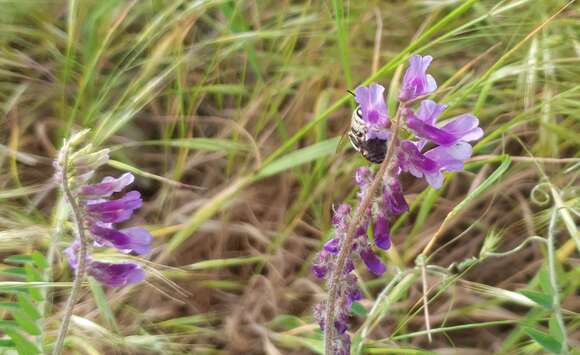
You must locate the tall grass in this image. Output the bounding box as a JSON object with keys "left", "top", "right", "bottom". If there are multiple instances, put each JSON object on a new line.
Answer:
{"left": 1, "top": 0, "right": 578, "bottom": 354}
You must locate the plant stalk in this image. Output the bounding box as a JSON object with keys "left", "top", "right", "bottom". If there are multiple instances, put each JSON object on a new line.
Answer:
{"left": 52, "top": 142, "right": 89, "bottom": 355}
{"left": 323, "top": 104, "right": 405, "bottom": 354}
{"left": 546, "top": 208, "right": 569, "bottom": 354}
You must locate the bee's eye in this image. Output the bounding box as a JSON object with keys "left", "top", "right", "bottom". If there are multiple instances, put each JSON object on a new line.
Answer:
{"left": 356, "top": 108, "right": 363, "bottom": 118}
{"left": 356, "top": 131, "right": 364, "bottom": 138}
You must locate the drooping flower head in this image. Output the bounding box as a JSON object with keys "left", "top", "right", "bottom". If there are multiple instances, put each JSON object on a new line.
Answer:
{"left": 399, "top": 54, "right": 437, "bottom": 102}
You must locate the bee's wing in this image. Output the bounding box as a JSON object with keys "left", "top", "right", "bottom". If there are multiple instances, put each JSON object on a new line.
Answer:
{"left": 335, "top": 122, "right": 352, "bottom": 153}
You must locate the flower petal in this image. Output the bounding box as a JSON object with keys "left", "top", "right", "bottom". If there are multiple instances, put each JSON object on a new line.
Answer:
{"left": 373, "top": 215, "right": 391, "bottom": 250}
{"left": 79, "top": 173, "right": 134, "bottom": 199}
{"left": 354, "top": 84, "right": 391, "bottom": 140}
{"left": 399, "top": 54, "right": 437, "bottom": 101}
{"left": 91, "top": 225, "right": 152, "bottom": 255}
{"left": 440, "top": 114, "right": 484, "bottom": 142}
{"left": 88, "top": 261, "right": 145, "bottom": 288}
{"left": 383, "top": 179, "right": 409, "bottom": 216}
{"left": 360, "top": 248, "right": 386, "bottom": 276}
{"left": 425, "top": 142, "right": 472, "bottom": 171}
{"left": 86, "top": 191, "right": 142, "bottom": 223}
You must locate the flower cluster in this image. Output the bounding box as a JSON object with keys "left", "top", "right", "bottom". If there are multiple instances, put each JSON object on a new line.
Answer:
{"left": 55, "top": 130, "right": 151, "bottom": 288}
{"left": 313, "top": 54, "right": 483, "bottom": 354}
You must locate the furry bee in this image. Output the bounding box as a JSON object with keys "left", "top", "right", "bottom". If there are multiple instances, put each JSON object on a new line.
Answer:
{"left": 348, "top": 106, "right": 388, "bottom": 164}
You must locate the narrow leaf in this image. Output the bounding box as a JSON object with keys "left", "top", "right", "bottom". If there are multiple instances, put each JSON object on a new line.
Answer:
{"left": 524, "top": 327, "right": 562, "bottom": 354}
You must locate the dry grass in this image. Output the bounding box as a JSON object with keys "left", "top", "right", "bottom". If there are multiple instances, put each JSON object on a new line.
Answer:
{"left": 0, "top": 0, "right": 579, "bottom": 354}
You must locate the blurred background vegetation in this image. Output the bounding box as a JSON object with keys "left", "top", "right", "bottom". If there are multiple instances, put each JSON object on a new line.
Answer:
{"left": 0, "top": 0, "right": 578, "bottom": 354}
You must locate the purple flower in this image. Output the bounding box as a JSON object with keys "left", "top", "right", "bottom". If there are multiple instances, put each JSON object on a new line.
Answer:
{"left": 425, "top": 141, "right": 473, "bottom": 173}
{"left": 79, "top": 173, "right": 135, "bottom": 198}
{"left": 406, "top": 100, "right": 483, "bottom": 146}
{"left": 332, "top": 204, "right": 351, "bottom": 232}
{"left": 323, "top": 238, "right": 339, "bottom": 254}
{"left": 90, "top": 224, "right": 152, "bottom": 255}
{"left": 336, "top": 333, "right": 351, "bottom": 355}
{"left": 399, "top": 54, "right": 437, "bottom": 102}
{"left": 360, "top": 248, "right": 386, "bottom": 275}
{"left": 398, "top": 140, "right": 439, "bottom": 184}
{"left": 383, "top": 178, "right": 409, "bottom": 216}
{"left": 399, "top": 140, "right": 473, "bottom": 189}
{"left": 354, "top": 84, "right": 391, "bottom": 140}
{"left": 85, "top": 191, "right": 142, "bottom": 223}
{"left": 311, "top": 262, "right": 328, "bottom": 279}
{"left": 88, "top": 261, "right": 145, "bottom": 288}
{"left": 64, "top": 242, "right": 80, "bottom": 269}
{"left": 64, "top": 243, "right": 146, "bottom": 288}
{"left": 373, "top": 215, "right": 391, "bottom": 250}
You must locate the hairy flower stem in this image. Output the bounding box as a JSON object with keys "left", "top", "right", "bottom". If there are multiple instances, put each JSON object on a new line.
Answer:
{"left": 53, "top": 143, "right": 89, "bottom": 355}
{"left": 324, "top": 103, "right": 405, "bottom": 354}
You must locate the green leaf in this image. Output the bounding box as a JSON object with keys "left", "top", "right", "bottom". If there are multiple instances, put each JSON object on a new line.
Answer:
{"left": 0, "top": 338, "right": 16, "bottom": 347}
{"left": 519, "top": 290, "right": 552, "bottom": 309}
{"left": 538, "top": 264, "right": 553, "bottom": 295}
{"left": 351, "top": 302, "right": 368, "bottom": 317}
{"left": 0, "top": 320, "right": 18, "bottom": 329}
{"left": 89, "top": 278, "right": 120, "bottom": 333}
{"left": 5, "top": 330, "right": 40, "bottom": 355}
{"left": 0, "top": 302, "right": 19, "bottom": 311}
{"left": 549, "top": 315, "right": 564, "bottom": 343}
{"left": 24, "top": 264, "right": 43, "bottom": 301}
{"left": 256, "top": 137, "right": 339, "bottom": 179}
{"left": 17, "top": 293, "right": 41, "bottom": 320}
{"left": 31, "top": 251, "right": 48, "bottom": 269}
{"left": 0, "top": 267, "right": 27, "bottom": 278}
{"left": 267, "top": 314, "right": 304, "bottom": 330}
{"left": 524, "top": 327, "right": 562, "bottom": 354}
{"left": 13, "top": 310, "right": 41, "bottom": 335}
{"left": 4, "top": 255, "right": 33, "bottom": 264}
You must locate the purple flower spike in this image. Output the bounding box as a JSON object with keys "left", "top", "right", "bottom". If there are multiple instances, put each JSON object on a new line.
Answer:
{"left": 399, "top": 54, "right": 437, "bottom": 102}
{"left": 90, "top": 225, "right": 152, "bottom": 255}
{"left": 79, "top": 173, "right": 134, "bottom": 198}
{"left": 360, "top": 248, "right": 386, "bottom": 276}
{"left": 373, "top": 215, "right": 391, "bottom": 250}
{"left": 86, "top": 191, "right": 142, "bottom": 223}
{"left": 354, "top": 84, "right": 391, "bottom": 140}
{"left": 406, "top": 100, "right": 483, "bottom": 146}
{"left": 88, "top": 261, "right": 145, "bottom": 288}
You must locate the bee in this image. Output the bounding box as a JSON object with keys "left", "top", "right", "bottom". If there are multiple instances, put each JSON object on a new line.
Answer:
{"left": 347, "top": 106, "right": 388, "bottom": 164}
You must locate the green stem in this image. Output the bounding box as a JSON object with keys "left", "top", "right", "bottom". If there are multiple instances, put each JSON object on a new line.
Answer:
{"left": 546, "top": 208, "right": 569, "bottom": 354}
